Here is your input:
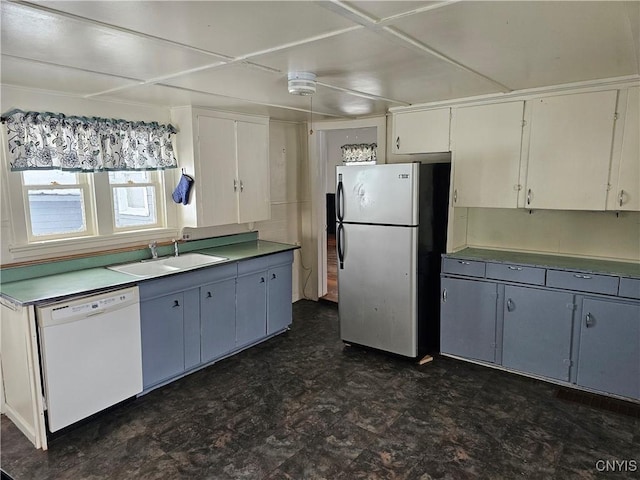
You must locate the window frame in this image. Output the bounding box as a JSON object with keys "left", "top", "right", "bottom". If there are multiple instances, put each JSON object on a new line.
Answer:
{"left": 107, "top": 170, "right": 166, "bottom": 233}
{"left": 21, "top": 170, "right": 96, "bottom": 243}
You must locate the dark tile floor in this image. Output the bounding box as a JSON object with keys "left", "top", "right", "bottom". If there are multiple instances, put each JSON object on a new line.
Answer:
{"left": 2, "top": 300, "right": 639, "bottom": 479}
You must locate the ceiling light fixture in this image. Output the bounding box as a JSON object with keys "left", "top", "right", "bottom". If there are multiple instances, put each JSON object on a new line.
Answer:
{"left": 288, "top": 72, "right": 316, "bottom": 96}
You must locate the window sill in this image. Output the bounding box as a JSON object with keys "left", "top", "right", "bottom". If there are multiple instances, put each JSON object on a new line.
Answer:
{"left": 7, "top": 228, "right": 181, "bottom": 262}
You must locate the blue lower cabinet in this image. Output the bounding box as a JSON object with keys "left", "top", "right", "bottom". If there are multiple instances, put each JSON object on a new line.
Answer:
{"left": 140, "top": 292, "right": 185, "bottom": 389}
{"left": 236, "top": 272, "right": 267, "bottom": 347}
{"left": 201, "top": 278, "right": 236, "bottom": 363}
{"left": 183, "top": 288, "right": 201, "bottom": 370}
{"left": 139, "top": 251, "right": 294, "bottom": 392}
{"left": 577, "top": 298, "right": 640, "bottom": 399}
{"left": 502, "top": 286, "right": 574, "bottom": 381}
{"left": 267, "top": 264, "right": 293, "bottom": 335}
{"left": 440, "top": 277, "right": 498, "bottom": 363}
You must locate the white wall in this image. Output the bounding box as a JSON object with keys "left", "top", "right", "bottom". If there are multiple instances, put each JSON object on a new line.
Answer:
{"left": 464, "top": 208, "right": 640, "bottom": 262}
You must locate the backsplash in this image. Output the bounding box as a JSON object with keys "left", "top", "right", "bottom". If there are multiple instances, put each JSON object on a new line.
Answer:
{"left": 0, "top": 232, "right": 258, "bottom": 283}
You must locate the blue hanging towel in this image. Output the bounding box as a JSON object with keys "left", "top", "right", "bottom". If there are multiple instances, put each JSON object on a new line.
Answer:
{"left": 172, "top": 173, "right": 194, "bottom": 205}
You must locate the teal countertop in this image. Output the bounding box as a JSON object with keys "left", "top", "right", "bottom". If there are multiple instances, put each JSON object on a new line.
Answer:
{"left": 0, "top": 240, "right": 298, "bottom": 306}
{"left": 447, "top": 248, "right": 640, "bottom": 278}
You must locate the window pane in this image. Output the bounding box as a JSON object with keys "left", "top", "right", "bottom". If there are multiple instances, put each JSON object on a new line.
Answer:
{"left": 23, "top": 170, "right": 77, "bottom": 186}
{"left": 113, "top": 186, "right": 157, "bottom": 228}
{"left": 27, "top": 189, "right": 86, "bottom": 236}
{"left": 108, "top": 171, "right": 150, "bottom": 184}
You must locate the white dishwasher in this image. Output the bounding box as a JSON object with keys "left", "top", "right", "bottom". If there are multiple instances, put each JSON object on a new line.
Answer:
{"left": 37, "top": 286, "right": 143, "bottom": 432}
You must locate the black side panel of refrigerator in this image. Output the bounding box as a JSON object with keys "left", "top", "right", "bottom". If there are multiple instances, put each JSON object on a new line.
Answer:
{"left": 417, "top": 162, "right": 451, "bottom": 355}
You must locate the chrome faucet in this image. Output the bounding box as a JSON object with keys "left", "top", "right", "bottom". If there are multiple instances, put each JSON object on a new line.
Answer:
{"left": 173, "top": 239, "right": 179, "bottom": 257}
{"left": 149, "top": 241, "right": 158, "bottom": 259}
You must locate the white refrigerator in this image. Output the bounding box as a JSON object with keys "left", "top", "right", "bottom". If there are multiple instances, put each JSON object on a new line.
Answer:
{"left": 336, "top": 162, "right": 450, "bottom": 358}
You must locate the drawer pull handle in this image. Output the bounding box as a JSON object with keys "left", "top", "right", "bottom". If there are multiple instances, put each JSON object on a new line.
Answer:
{"left": 585, "top": 312, "right": 594, "bottom": 328}
{"left": 260, "top": 277, "right": 265, "bottom": 283}
{"left": 396, "top": 136, "right": 400, "bottom": 150}
{"left": 206, "top": 291, "right": 212, "bottom": 298}
{"left": 458, "top": 261, "right": 470, "bottom": 265}
{"left": 508, "top": 266, "right": 523, "bottom": 271}
{"left": 453, "top": 189, "right": 458, "bottom": 203}
{"left": 272, "top": 273, "right": 277, "bottom": 280}
{"left": 573, "top": 274, "right": 592, "bottom": 279}
{"left": 506, "top": 298, "right": 515, "bottom": 312}
{"left": 173, "top": 300, "right": 180, "bottom": 308}
{"left": 619, "top": 189, "right": 624, "bottom": 207}
{"left": 527, "top": 188, "right": 532, "bottom": 206}
{"left": 442, "top": 288, "right": 447, "bottom": 302}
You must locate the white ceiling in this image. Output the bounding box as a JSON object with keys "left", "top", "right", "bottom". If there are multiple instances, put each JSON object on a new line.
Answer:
{"left": 1, "top": 1, "right": 639, "bottom": 122}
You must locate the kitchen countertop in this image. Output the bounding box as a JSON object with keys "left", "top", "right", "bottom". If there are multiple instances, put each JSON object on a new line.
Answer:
{"left": 446, "top": 248, "right": 640, "bottom": 278}
{"left": 0, "top": 240, "right": 298, "bottom": 306}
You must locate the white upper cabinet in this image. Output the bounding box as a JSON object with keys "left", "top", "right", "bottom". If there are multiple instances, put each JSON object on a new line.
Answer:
{"left": 523, "top": 90, "right": 617, "bottom": 210}
{"left": 171, "top": 107, "right": 270, "bottom": 228}
{"left": 236, "top": 121, "right": 270, "bottom": 224}
{"left": 608, "top": 86, "right": 639, "bottom": 212}
{"left": 451, "top": 102, "right": 524, "bottom": 208}
{"left": 392, "top": 108, "right": 450, "bottom": 154}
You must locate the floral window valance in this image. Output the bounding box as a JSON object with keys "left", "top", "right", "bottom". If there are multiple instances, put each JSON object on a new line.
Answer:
{"left": 341, "top": 143, "right": 377, "bottom": 164}
{"left": 1, "top": 109, "right": 178, "bottom": 172}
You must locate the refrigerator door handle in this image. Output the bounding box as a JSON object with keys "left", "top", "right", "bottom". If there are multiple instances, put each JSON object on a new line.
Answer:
{"left": 336, "top": 174, "right": 344, "bottom": 222}
{"left": 337, "top": 222, "right": 345, "bottom": 269}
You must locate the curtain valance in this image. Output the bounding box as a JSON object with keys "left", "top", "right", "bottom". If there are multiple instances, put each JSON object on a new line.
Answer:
{"left": 2, "top": 109, "right": 178, "bottom": 172}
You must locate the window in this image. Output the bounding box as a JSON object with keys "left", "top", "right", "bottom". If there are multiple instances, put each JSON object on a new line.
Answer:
{"left": 3, "top": 109, "right": 178, "bottom": 250}
{"left": 18, "top": 169, "right": 169, "bottom": 241}
{"left": 108, "top": 171, "right": 160, "bottom": 230}
{"left": 22, "top": 170, "right": 93, "bottom": 240}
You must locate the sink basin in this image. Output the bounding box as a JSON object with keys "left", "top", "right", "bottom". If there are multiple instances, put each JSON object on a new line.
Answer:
{"left": 108, "top": 253, "right": 228, "bottom": 277}
{"left": 162, "top": 253, "right": 227, "bottom": 269}
{"left": 108, "top": 261, "right": 179, "bottom": 277}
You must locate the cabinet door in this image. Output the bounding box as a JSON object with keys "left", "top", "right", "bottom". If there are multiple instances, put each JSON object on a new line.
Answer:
{"left": 440, "top": 277, "right": 497, "bottom": 363}
{"left": 197, "top": 115, "right": 238, "bottom": 226}
{"left": 524, "top": 90, "right": 617, "bottom": 210}
{"left": 140, "top": 293, "right": 184, "bottom": 388}
{"left": 236, "top": 272, "right": 267, "bottom": 347}
{"left": 502, "top": 286, "right": 574, "bottom": 381}
{"left": 183, "top": 288, "right": 201, "bottom": 370}
{"left": 267, "top": 264, "right": 292, "bottom": 335}
{"left": 452, "top": 102, "right": 524, "bottom": 208}
{"left": 237, "top": 121, "right": 270, "bottom": 224}
{"left": 577, "top": 298, "right": 640, "bottom": 399}
{"left": 393, "top": 109, "right": 450, "bottom": 154}
{"left": 200, "top": 278, "right": 237, "bottom": 363}
{"left": 609, "top": 86, "right": 639, "bottom": 211}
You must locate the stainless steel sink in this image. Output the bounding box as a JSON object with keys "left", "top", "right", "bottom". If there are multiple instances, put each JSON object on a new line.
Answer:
{"left": 108, "top": 253, "right": 228, "bottom": 277}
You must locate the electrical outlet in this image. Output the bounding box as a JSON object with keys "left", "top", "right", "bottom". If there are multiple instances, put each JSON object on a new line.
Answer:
{"left": 182, "top": 233, "right": 190, "bottom": 240}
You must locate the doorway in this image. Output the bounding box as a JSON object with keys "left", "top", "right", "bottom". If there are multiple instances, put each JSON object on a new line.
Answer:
{"left": 315, "top": 123, "right": 383, "bottom": 303}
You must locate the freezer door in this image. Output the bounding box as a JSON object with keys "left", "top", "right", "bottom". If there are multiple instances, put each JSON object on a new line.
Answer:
{"left": 336, "top": 163, "right": 419, "bottom": 226}
{"left": 338, "top": 223, "right": 418, "bottom": 357}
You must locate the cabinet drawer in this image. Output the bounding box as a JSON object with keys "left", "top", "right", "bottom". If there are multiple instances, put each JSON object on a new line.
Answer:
{"left": 618, "top": 277, "right": 640, "bottom": 300}
{"left": 546, "top": 270, "right": 619, "bottom": 295}
{"left": 442, "top": 258, "right": 485, "bottom": 278}
{"left": 486, "top": 263, "right": 545, "bottom": 286}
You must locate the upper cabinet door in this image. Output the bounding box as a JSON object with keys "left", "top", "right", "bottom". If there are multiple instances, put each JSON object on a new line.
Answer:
{"left": 608, "top": 86, "right": 639, "bottom": 211}
{"left": 237, "top": 121, "right": 270, "bottom": 224}
{"left": 524, "top": 90, "right": 617, "bottom": 210}
{"left": 197, "top": 115, "right": 238, "bottom": 227}
{"left": 392, "top": 108, "right": 450, "bottom": 154}
{"left": 452, "top": 102, "right": 524, "bottom": 208}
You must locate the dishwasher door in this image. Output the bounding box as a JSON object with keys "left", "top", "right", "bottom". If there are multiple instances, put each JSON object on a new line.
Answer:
{"left": 37, "top": 287, "right": 142, "bottom": 432}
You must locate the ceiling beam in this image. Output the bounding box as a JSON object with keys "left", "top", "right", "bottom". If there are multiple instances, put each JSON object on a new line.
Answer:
{"left": 320, "top": 0, "right": 513, "bottom": 93}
